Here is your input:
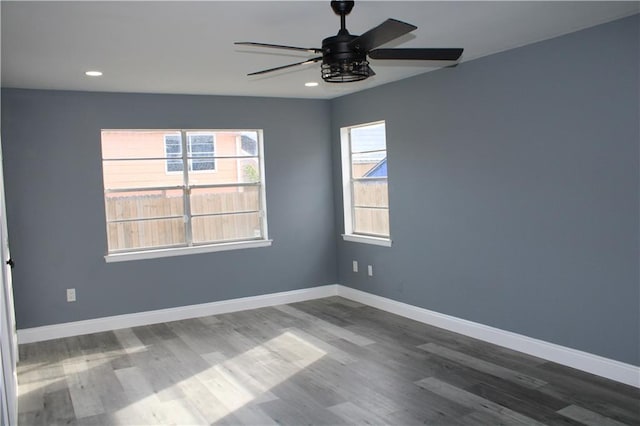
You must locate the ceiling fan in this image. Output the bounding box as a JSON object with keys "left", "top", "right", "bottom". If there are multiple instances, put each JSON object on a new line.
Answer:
{"left": 235, "top": 0, "right": 464, "bottom": 83}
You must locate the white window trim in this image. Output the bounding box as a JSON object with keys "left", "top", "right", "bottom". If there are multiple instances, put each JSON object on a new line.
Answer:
{"left": 105, "top": 239, "right": 273, "bottom": 263}
{"left": 340, "top": 121, "right": 392, "bottom": 247}
{"left": 342, "top": 234, "right": 392, "bottom": 247}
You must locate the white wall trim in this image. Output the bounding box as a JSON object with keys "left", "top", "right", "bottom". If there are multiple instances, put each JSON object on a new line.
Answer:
{"left": 336, "top": 285, "right": 640, "bottom": 388}
{"left": 17, "top": 283, "right": 638, "bottom": 388}
{"left": 104, "top": 239, "right": 273, "bottom": 263}
{"left": 17, "top": 285, "right": 339, "bottom": 344}
{"left": 342, "top": 234, "right": 392, "bottom": 247}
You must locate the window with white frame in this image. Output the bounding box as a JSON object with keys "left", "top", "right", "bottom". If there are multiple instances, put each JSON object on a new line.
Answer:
{"left": 341, "top": 121, "right": 391, "bottom": 246}
{"left": 101, "top": 129, "right": 269, "bottom": 261}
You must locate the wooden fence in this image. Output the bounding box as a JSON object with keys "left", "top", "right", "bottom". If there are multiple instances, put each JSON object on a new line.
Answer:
{"left": 105, "top": 190, "right": 260, "bottom": 251}
{"left": 352, "top": 181, "right": 389, "bottom": 236}
{"left": 105, "top": 181, "right": 390, "bottom": 251}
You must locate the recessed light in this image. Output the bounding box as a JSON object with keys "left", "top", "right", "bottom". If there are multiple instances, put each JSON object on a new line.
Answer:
{"left": 85, "top": 70, "right": 103, "bottom": 77}
{"left": 305, "top": 82, "right": 319, "bottom": 87}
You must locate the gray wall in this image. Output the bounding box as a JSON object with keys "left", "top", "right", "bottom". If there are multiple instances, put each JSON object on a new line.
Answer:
{"left": 1, "top": 90, "right": 336, "bottom": 328}
{"left": 331, "top": 15, "right": 639, "bottom": 365}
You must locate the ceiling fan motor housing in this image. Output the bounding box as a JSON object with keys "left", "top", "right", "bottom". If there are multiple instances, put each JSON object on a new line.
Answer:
{"left": 321, "top": 32, "right": 371, "bottom": 82}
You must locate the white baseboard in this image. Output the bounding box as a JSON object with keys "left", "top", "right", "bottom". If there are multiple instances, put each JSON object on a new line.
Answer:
{"left": 336, "top": 285, "right": 640, "bottom": 388}
{"left": 17, "top": 284, "right": 339, "bottom": 345}
{"left": 17, "top": 283, "right": 638, "bottom": 388}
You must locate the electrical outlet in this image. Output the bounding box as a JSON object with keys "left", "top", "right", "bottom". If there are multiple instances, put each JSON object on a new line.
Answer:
{"left": 368, "top": 265, "right": 373, "bottom": 277}
{"left": 66, "top": 288, "right": 76, "bottom": 302}
{"left": 352, "top": 260, "right": 358, "bottom": 272}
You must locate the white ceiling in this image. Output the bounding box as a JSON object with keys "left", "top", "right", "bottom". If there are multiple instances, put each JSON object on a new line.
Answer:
{"left": 2, "top": 1, "right": 638, "bottom": 99}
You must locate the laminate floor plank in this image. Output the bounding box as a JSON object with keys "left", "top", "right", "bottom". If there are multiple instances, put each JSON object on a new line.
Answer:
{"left": 466, "top": 382, "right": 585, "bottom": 426}
{"left": 17, "top": 410, "right": 45, "bottom": 426}
{"left": 383, "top": 405, "right": 470, "bottom": 426}
{"left": 287, "top": 368, "right": 347, "bottom": 408}
{"left": 113, "top": 366, "right": 173, "bottom": 425}
{"left": 200, "top": 351, "right": 279, "bottom": 405}
{"left": 42, "top": 387, "right": 76, "bottom": 426}
{"left": 415, "top": 376, "right": 547, "bottom": 426}
{"left": 165, "top": 317, "right": 227, "bottom": 356}
{"left": 62, "top": 358, "right": 106, "bottom": 419}
{"left": 17, "top": 363, "right": 67, "bottom": 415}
{"left": 328, "top": 401, "right": 387, "bottom": 425}
{"left": 532, "top": 361, "right": 640, "bottom": 406}
{"left": 529, "top": 369, "right": 640, "bottom": 424}
{"left": 289, "top": 355, "right": 404, "bottom": 418}
{"left": 558, "top": 405, "right": 631, "bottom": 426}
{"left": 17, "top": 297, "right": 639, "bottom": 425}
{"left": 418, "top": 342, "right": 548, "bottom": 389}
{"left": 281, "top": 327, "right": 357, "bottom": 365}
{"left": 125, "top": 345, "right": 188, "bottom": 403}
{"left": 274, "top": 305, "right": 376, "bottom": 346}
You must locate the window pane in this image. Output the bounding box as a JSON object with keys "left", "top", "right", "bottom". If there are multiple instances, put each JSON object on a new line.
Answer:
{"left": 351, "top": 152, "right": 386, "bottom": 178}
{"left": 102, "top": 130, "right": 180, "bottom": 160}
{"left": 107, "top": 218, "right": 186, "bottom": 251}
{"left": 190, "top": 158, "right": 215, "bottom": 171}
{"left": 354, "top": 207, "right": 389, "bottom": 237}
{"left": 187, "top": 133, "right": 215, "bottom": 172}
{"left": 165, "top": 135, "right": 183, "bottom": 172}
{"left": 353, "top": 180, "right": 388, "bottom": 208}
{"left": 188, "top": 134, "right": 214, "bottom": 153}
{"left": 105, "top": 189, "right": 184, "bottom": 221}
{"left": 103, "top": 159, "right": 184, "bottom": 189}
{"left": 167, "top": 159, "right": 183, "bottom": 173}
{"left": 240, "top": 132, "right": 259, "bottom": 156}
{"left": 190, "top": 186, "right": 259, "bottom": 216}
{"left": 191, "top": 212, "right": 262, "bottom": 244}
{"left": 350, "top": 123, "right": 386, "bottom": 153}
{"left": 165, "top": 135, "right": 181, "bottom": 154}
{"left": 188, "top": 158, "right": 260, "bottom": 185}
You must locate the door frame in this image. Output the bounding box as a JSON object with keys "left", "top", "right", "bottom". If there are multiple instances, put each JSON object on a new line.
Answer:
{"left": 0, "top": 133, "right": 18, "bottom": 426}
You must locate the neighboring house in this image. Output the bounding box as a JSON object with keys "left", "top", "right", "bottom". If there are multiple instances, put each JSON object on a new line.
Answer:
{"left": 364, "top": 157, "right": 387, "bottom": 178}
{"left": 350, "top": 123, "right": 387, "bottom": 179}
{"left": 101, "top": 131, "right": 259, "bottom": 194}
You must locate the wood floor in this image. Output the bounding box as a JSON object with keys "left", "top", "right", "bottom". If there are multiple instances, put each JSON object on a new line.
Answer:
{"left": 17, "top": 297, "right": 640, "bottom": 425}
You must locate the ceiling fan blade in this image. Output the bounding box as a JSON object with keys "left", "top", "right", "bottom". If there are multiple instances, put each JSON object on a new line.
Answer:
{"left": 235, "top": 42, "right": 322, "bottom": 54}
{"left": 247, "top": 57, "right": 323, "bottom": 76}
{"left": 349, "top": 19, "right": 417, "bottom": 52}
{"left": 369, "top": 48, "right": 463, "bottom": 61}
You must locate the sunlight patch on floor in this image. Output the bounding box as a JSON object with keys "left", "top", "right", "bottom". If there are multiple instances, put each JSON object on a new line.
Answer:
{"left": 174, "top": 330, "right": 327, "bottom": 423}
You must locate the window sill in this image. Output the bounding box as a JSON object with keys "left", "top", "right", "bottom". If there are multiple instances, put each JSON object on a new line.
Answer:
{"left": 105, "top": 239, "right": 273, "bottom": 263}
{"left": 342, "top": 234, "right": 392, "bottom": 247}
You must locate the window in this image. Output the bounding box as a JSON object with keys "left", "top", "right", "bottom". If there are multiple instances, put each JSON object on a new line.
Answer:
{"left": 101, "top": 129, "right": 270, "bottom": 261}
{"left": 340, "top": 121, "right": 391, "bottom": 246}
{"left": 164, "top": 133, "right": 216, "bottom": 173}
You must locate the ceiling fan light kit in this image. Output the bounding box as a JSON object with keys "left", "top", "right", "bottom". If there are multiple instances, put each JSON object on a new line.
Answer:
{"left": 321, "top": 60, "right": 372, "bottom": 83}
{"left": 235, "top": 0, "right": 464, "bottom": 84}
